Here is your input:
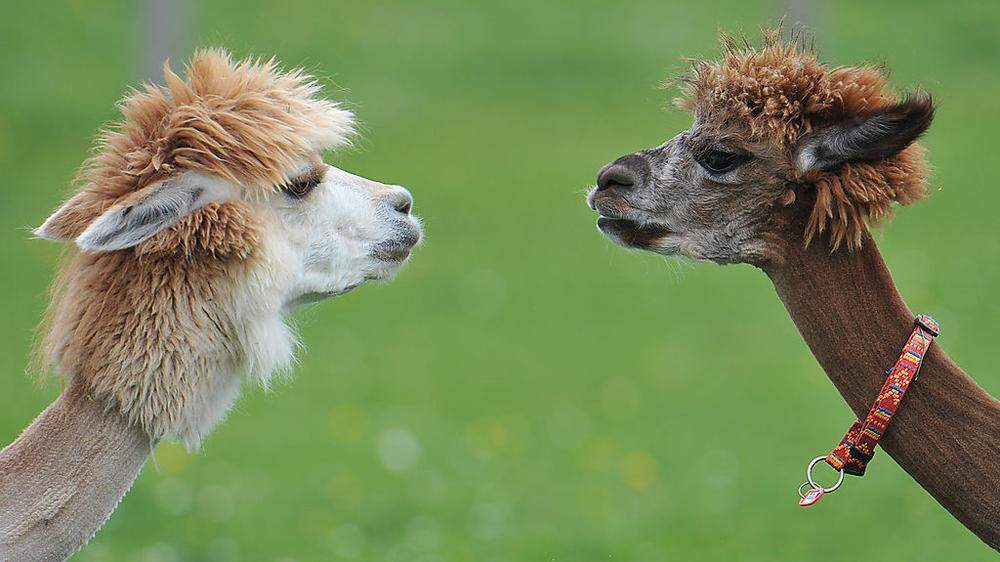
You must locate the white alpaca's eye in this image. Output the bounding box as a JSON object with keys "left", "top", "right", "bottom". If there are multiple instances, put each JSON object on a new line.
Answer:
{"left": 281, "top": 178, "right": 319, "bottom": 198}
{"left": 280, "top": 167, "right": 325, "bottom": 199}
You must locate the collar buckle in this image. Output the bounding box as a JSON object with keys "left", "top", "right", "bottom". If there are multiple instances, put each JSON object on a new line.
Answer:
{"left": 916, "top": 314, "right": 940, "bottom": 337}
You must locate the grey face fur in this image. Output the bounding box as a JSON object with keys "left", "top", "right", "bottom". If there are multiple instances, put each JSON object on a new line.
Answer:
{"left": 587, "top": 125, "right": 793, "bottom": 265}
{"left": 586, "top": 95, "right": 934, "bottom": 265}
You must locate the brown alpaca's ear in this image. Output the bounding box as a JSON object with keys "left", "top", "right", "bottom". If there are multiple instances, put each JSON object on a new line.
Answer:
{"left": 795, "top": 94, "right": 935, "bottom": 173}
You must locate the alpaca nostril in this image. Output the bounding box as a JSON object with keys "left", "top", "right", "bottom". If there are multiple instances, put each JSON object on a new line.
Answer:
{"left": 388, "top": 189, "right": 414, "bottom": 215}
{"left": 596, "top": 164, "right": 638, "bottom": 192}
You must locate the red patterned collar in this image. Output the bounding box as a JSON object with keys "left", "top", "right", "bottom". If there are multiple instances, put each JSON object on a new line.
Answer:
{"left": 798, "top": 315, "right": 940, "bottom": 507}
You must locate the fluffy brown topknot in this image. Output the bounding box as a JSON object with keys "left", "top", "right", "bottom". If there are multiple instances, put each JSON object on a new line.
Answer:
{"left": 42, "top": 48, "right": 355, "bottom": 255}
{"left": 35, "top": 50, "right": 357, "bottom": 442}
{"left": 676, "top": 29, "right": 931, "bottom": 249}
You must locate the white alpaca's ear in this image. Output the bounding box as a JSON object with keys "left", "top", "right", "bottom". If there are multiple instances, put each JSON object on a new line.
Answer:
{"left": 75, "top": 172, "right": 239, "bottom": 253}
{"left": 35, "top": 191, "right": 96, "bottom": 242}
{"left": 795, "top": 94, "right": 935, "bottom": 174}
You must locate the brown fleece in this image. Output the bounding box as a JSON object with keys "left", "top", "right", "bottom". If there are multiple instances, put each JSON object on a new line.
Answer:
{"left": 765, "top": 227, "right": 1000, "bottom": 548}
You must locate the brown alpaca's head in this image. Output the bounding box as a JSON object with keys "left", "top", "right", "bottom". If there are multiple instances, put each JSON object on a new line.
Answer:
{"left": 34, "top": 50, "right": 422, "bottom": 446}
{"left": 587, "top": 29, "right": 934, "bottom": 265}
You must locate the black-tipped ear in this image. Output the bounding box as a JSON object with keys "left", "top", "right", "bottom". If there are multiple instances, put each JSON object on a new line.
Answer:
{"left": 796, "top": 94, "right": 935, "bottom": 173}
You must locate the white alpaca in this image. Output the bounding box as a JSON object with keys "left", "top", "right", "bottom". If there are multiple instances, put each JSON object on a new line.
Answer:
{"left": 0, "top": 49, "right": 421, "bottom": 561}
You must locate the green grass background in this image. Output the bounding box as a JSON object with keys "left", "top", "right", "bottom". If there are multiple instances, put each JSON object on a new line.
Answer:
{"left": 2, "top": 1, "right": 999, "bottom": 560}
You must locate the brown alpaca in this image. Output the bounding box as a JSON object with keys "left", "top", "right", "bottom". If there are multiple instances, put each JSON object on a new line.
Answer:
{"left": 587, "top": 30, "right": 999, "bottom": 548}
{"left": 1, "top": 50, "right": 422, "bottom": 560}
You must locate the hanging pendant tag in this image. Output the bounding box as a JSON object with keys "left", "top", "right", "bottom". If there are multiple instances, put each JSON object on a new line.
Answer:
{"left": 797, "top": 456, "right": 843, "bottom": 508}
{"left": 798, "top": 486, "right": 824, "bottom": 507}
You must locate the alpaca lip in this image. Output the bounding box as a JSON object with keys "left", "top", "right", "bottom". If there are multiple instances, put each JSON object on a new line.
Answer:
{"left": 597, "top": 217, "right": 671, "bottom": 247}
{"left": 371, "top": 220, "right": 422, "bottom": 262}
{"left": 370, "top": 237, "right": 417, "bottom": 262}
{"left": 372, "top": 246, "right": 412, "bottom": 262}
{"left": 588, "top": 191, "right": 671, "bottom": 245}
{"left": 292, "top": 281, "right": 363, "bottom": 306}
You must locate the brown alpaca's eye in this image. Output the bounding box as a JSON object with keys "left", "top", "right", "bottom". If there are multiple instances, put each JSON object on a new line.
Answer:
{"left": 281, "top": 177, "right": 319, "bottom": 199}
{"left": 696, "top": 149, "right": 748, "bottom": 175}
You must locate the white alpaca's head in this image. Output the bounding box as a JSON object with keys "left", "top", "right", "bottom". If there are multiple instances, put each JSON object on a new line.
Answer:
{"left": 33, "top": 49, "right": 421, "bottom": 446}
{"left": 40, "top": 163, "right": 421, "bottom": 305}
{"left": 265, "top": 163, "right": 421, "bottom": 306}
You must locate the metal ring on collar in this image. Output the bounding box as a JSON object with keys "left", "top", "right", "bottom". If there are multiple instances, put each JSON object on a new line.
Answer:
{"left": 806, "top": 455, "right": 845, "bottom": 493}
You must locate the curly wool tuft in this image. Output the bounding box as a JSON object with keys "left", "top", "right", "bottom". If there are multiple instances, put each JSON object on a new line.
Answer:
{"left": 675, "top": 28, "right": 930, "bottom": 249}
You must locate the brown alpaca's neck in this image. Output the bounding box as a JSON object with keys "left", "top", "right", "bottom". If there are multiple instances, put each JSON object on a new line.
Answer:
{"left": 0, "top": 379, "right": 153, "bottom": 561}
{"left": 764, "top": 231, "right": 1000, "bottom": 549}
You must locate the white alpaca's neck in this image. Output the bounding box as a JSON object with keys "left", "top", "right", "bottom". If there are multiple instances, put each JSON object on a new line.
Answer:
{"left": 0, "top": 379, "right": 153, "bottom": 561}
